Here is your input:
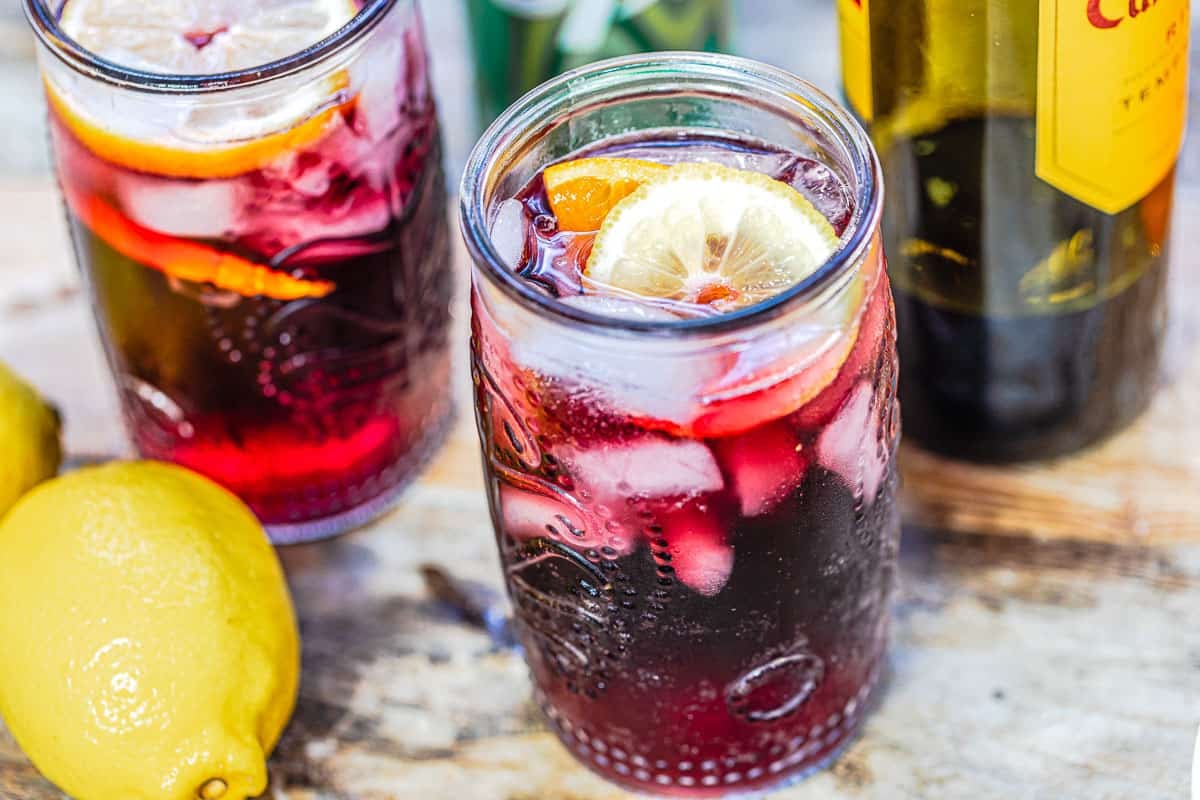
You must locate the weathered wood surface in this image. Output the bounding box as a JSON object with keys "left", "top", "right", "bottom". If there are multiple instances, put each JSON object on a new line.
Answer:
{"left": 2, "top": 2, "right": 1200, "bottom": 799}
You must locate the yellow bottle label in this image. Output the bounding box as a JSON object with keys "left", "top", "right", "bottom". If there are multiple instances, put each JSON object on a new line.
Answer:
{"left": 837, "top": 0, "right": 873, "bottom": 121}
{"left": 1037, "top": 0, "right": 1190, "bottom": 214}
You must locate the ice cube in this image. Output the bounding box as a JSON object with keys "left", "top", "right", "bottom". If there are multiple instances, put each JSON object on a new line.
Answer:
{"left": 239, "top": 171, "right": 393, "bottom": 252}
{"left": 352, "top": 37, "right": 405, "bottom": 140}
{"left": 500, "top": 483, "right": 588, "bottom": 543}
{"left": 659, "top": 504, "right": 734, "bottom": 597}
{"left": 491, "top": 199, "right": 528, "bottom": 270}
{"left": 686, "top": 353, "right": 827, "bottom": 440}
{"left": 782, "top": 158, "right": 853, "bottom": 233}
{"left": 816, "top": 381, "right": 887, "bottom": 503}
{"left": 561, "top": 436, "right": 724, "bottom": 504}
{"left": 352, "top": 21, "right": 431, "bottom": 143}
{"left": 712, "top": 326, "right": 841, "bottom": 396}
{"left": 511, "top": 294, "right": 723, "bottom": 426}
{"left": 118, "top": 175, "right": 239, "bottom": 239}
{"left": 714, "top": 422, "right": 808, "bottom": 517}
{"left": 305, "top": 182, "right": 392, "bottom": 239}
{"left": 499, "top": 482, "right": 635, "bottom": 554}
{"left": 559, "top": 294, "right": 681, "bottom": 322}
{"left": 690, "top": 296, "right": 868, "bottom": 438}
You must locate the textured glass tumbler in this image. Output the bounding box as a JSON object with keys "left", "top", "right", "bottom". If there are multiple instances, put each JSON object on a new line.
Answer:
{"left": 26, "top": 0, "right": 454, "bottom": 542}
{"left": 462, "top": 54, "right": 900, "bottom": 797}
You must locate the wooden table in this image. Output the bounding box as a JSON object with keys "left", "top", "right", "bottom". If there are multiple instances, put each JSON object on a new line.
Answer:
{"left": 2, "top": 2, "right": 1199, "bottom": 798}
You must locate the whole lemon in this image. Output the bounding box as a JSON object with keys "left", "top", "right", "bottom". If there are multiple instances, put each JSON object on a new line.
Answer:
{"left": 0, "top": 361, "right": 61, "bottom": 517}
{"left": 0, "top": 461, "right": 300, "bottom": 800}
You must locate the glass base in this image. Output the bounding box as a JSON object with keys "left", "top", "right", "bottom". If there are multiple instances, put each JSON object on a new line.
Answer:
{"left": 265, "top": 406, "right": 455, "bottom": 545}
{"left": 541, "top": 662, "right": 885, "bottom": 799}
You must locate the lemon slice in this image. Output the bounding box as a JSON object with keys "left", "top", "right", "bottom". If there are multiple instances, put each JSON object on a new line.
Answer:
{"left": 585, "top": 162, "right": 841, "bottom": 311}
{"left": 50, "top": 0, "right": 359, "bottom": 179}
{"left": 60, "top": 0, "right": 356, "bottom": 75}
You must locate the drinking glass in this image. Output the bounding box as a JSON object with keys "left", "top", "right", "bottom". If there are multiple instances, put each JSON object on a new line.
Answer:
{"left": 25, "top": 0, "right": 454, "bottom": 542}
{"left": 461, "top": 53, "right": 899, "bottom": 795}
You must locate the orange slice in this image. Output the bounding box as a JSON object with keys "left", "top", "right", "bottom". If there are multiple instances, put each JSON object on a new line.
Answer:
{"left": 49, "top": 0, "right": 359, "bottom": 179}
{"left": 46, "top": 78, "right": 353, "bottom": 180}
{"left": 543, "top": 157, "right": 668, "bottom": 232}
{"left": 63, "top": 185, "right": 334, "bottom": 301}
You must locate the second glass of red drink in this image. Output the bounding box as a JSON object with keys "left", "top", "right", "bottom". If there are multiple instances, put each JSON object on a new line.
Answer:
{"left": 463, "top": 54, "right": 899, "bottom": 795}
{"left": 28, "top": 0, "right": 452, "bottom": 542}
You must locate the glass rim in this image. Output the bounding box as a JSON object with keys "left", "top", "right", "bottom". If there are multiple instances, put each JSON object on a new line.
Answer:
{"left": 22, "top": 0, "right": 399, "bottom": 93}
{"left": 460, "top": 52, "right": 883, "bottom": 339}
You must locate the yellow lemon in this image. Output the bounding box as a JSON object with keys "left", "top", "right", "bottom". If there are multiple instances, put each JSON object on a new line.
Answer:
{"left": 0, "top": 361, "right": 61, "bottom": 517}
{"left": 0, "top": 461, "right": 300, "bottom": 800}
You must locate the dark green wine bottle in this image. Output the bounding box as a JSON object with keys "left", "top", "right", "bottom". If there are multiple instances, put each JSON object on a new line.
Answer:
{"left": 838, "top": 0, "right": 1187, "bottom": 462}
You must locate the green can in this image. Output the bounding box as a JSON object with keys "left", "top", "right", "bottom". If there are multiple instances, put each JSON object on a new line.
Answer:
{"left": 466, "top": 0, "right": 732, "bottom": 126}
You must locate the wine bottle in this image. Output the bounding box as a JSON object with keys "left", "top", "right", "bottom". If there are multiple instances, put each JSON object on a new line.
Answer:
{"left": 838, "top": 0, "right": 1188, "bottom": 461}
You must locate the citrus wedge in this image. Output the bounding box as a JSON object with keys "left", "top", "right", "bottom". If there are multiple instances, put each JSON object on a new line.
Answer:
{"left": 544, "top": 157, "right": 668, "bottom": 232}
{"left": 585, "top": 161, "right": 841, "bottom": 312}
{"left": 50, "top": 0, "right": 359, "bottom": 179}
{"left": 63, "top": 185, "right": 334, "bottom": 300}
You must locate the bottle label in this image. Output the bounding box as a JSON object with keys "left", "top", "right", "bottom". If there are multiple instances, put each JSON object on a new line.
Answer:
{"left": 1036, "top": 0, "right": 1190, "bottom": 214}
{"left": 837, "top": 0, "right": 873, "bottom": 121}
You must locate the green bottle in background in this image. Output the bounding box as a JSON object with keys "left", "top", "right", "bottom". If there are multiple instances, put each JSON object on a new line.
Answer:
{"left": 466, "top": 0, "right": 731, "bottom": 126}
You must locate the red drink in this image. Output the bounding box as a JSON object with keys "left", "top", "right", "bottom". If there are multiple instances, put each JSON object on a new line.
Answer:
{"left": 463, "top": 55, "right": 898, "bottom": 795}
{"left": 30, "top": 0, "right": 452, "bottom": 541}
